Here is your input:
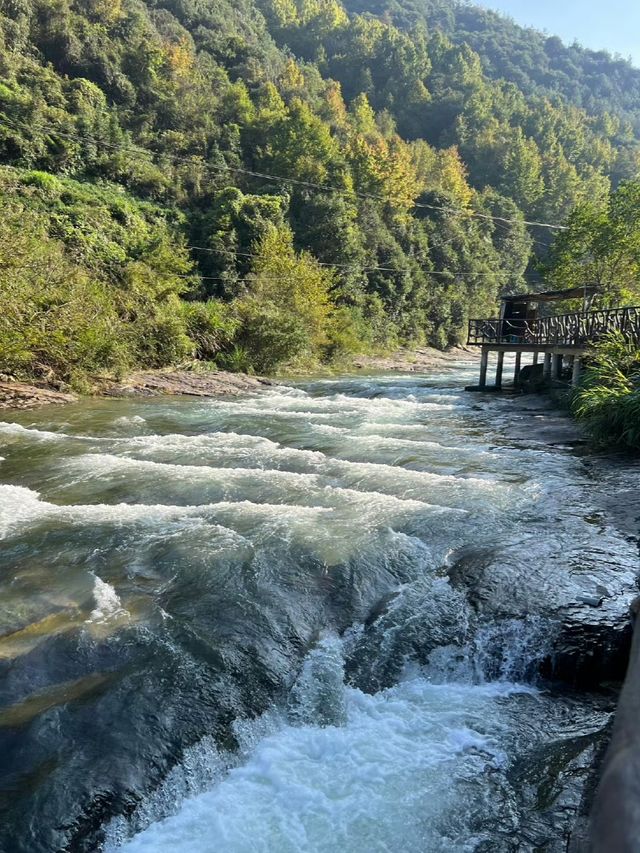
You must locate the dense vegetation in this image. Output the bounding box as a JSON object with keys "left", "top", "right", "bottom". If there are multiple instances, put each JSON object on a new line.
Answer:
{"left": 572, "top": 334, "right": 640, "bottom": 453}
{"left": 0, "top": 0, "right": 639, "bottom": 384}
{"left": 344, "top": 0, "right": 640, "bottom": 136}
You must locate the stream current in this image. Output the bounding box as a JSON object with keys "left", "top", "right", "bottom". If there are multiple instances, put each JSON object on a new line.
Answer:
{"left": 0, "top": 362, "right": 637, "bottom": 852}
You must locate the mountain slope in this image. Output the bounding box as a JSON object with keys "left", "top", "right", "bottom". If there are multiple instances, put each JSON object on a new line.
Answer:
{"left": 0, "top": 0, "right": 638, "bottom": 384}
{"left": 343, "top": 0, "right": 640, "bottom": 132}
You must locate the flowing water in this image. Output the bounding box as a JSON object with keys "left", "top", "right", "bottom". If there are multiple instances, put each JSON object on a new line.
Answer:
{"left": 0, "top": 363, "right": 637, "bottom": 853}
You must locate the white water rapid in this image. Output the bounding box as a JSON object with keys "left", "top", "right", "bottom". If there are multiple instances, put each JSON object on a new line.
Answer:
{"left": 0, "top": 363, "right": 637, "bottom": 853}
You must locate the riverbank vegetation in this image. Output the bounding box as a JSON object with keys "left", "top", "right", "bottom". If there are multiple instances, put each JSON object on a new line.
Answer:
{"left": 572, "top": 334, "right": 640, "bottom": 453}
{"left": 1, "top": 0, "right": 640, "bottom": 387}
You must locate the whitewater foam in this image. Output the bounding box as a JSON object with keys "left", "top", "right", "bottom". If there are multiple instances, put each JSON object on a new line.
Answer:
{"left": 110, "top": 673, "right": 527, "bottom": 853}
{"left": 88, "top": 575, "right": 128, "bottom": 623}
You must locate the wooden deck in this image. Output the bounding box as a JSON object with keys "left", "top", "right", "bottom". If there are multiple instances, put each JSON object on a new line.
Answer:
{"left": 466, "top": 305, "right": 640, "bottom": 391}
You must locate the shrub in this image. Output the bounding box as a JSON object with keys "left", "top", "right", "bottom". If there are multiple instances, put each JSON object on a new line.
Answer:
{"left": 233, "top": 296, "right": 308, "bottom": 373}
{"left": 181, "top": 300, "right": 238, "bottom": 361}
{"left": 572, "top": 332, "right": 640, "bottom": 452}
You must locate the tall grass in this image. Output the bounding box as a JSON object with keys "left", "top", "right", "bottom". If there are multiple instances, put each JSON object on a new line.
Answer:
{"left": 572, "top": 333, "right": 640, "bottom": 452}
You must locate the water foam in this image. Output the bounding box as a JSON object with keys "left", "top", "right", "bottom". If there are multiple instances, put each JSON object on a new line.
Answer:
{"left": 110, "top": 672, "right": 526, "bottom": 853}
{"left": 0, "top": 421, "right": 68, "bottom": 442}
{"left": 88, "top": 576, "right": 128, "bottom": 623}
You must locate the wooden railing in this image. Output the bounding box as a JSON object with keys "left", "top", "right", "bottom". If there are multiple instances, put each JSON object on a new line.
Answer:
{"left": 467, "top": 306, "right": 640, "bottom": 348}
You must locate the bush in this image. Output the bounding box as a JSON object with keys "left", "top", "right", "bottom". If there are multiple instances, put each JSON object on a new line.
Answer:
{"left": 0, "top": 198, "right": 198, "bottom": 386}
{"left": 182, "top": 300, "right": 238, "bottom": 361}
{"left": 572, "top": 332, "right": 640, "bottom": 452}
{"left": 232, "top": 296, "right": 308, "bottom": 373}
{"left": 133, "top": 299, "right": 195, "bottom": 368}
{"left": 325, "top": 305, "right": 376, "bottom": 362}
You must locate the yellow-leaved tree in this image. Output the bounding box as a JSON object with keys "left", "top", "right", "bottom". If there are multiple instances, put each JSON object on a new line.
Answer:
{"left": 232, "top": 226, "right": 336, "bottom": 372}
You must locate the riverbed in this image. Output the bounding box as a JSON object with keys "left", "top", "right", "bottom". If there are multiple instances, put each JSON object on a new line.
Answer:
{"left": 0, "top": 362, "right": 637, "bottom": 852}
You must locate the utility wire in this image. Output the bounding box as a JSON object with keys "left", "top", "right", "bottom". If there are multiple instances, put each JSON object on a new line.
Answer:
{"left": 1, "top": 114, "right": 568, "bottom": 231}
{"left": 185, "top": 245, "right": 545, "bottom": 279}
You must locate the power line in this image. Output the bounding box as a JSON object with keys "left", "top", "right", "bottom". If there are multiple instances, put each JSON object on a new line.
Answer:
{"left": 185, "top": 245, "right": 545, "bottom": 279}
{"left": 1, "top": 114, "right": 568, "bottom": 232}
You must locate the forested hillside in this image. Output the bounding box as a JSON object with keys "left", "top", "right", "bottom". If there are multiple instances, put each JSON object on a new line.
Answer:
{"left": 0, "top": 0, "right": 639, "bottom": 384}
{"left": 344, "top": 0, "right": 640, "bottom": 134}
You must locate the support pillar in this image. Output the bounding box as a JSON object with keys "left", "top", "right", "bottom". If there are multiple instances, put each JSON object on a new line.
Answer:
{"left": 532, "top": 352, "right": 539, "bottom": 366}
{"left": 553, "top": 353, "right": 563, "bottom": 381}
{"left": 495, "top": 351, "right": 505, "bottom": 390}
{"left": 572, "top": 357, "right": 582, "bottom": 388}
{"left": 543, "top": 352, "right": 552, "bottom": 382}
{"left": 479, "top": 348, "right": 489, "bottom": 390}
{"left": 514, "top": 352, "right": 522, "bottom": 385}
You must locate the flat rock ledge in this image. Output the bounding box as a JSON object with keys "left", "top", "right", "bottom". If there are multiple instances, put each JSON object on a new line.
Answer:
{"left": 102, "top": 369, "right": 275, "bottom": 398}
{"left": 0, "top": 381, "right": 78, "bottom": 410}
{"left": 0, "top": 370, "right": 275, "bottom": 409}
{"left": 352, "top": 345, "right": 478, "bottom": 373}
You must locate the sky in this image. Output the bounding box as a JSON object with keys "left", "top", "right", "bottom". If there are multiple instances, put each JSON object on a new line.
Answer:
{"left": 478, "top": 0, "right": 640, "bottom": 66}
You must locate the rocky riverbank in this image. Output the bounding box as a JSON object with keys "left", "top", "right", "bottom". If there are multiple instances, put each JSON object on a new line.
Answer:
{"left": 0, "top": 348, "right": 475, "bottom": 410}
{"left": 0, "top": 370, "right": 275, "bottom": 410}
{"left": 351, "top": 345, "right": 478, "bottom": 372}
{"left": 0, "top": 381, "right": 79, "bottom": 410}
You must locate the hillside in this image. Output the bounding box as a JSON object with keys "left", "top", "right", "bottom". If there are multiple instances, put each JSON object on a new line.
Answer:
{"left": 343, "top": 0, "right": 640, "bottom": 133}
{"left": 0, "top": 0, "right": 638, "bottom": 385}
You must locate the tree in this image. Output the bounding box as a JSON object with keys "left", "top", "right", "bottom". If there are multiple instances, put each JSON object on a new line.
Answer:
{"left": 545, "top": 181, "right": 640, "bottom": 306}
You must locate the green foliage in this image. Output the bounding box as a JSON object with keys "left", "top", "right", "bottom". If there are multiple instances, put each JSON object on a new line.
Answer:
{"left": 572, "top": 333, "right": 640, "bottom": 452}
{"left": 0, "top": 177, "right": 235, "bottom": 385}
{"left": 1, "top": 0, "right": 640, "bottom": 383}
{"left": 545, "top": 181, "right": 640, "bottom": 306}
{"left": 0, "top": 204, "right": 129, "bottom": 385}
{"left": 344, "top": 0, "right": 640, "bottom": 138}
{"left": 232, "top": 225, "right": 336, "bottom": 371}
{"left": 182, "top": 301, "right": 239, "bottom": 361}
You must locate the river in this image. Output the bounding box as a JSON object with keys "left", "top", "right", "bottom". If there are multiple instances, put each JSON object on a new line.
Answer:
{"left": 0, "top": 362, "right": 637, "bottom": 852}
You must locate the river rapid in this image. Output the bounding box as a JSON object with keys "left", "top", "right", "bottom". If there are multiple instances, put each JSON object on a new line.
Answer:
{"left": 0, "top": 362, "right": 638, "bottom": 852}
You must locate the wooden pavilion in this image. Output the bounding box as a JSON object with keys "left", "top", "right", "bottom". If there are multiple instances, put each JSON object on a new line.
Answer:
{"left": 466, "top": 286, "right": 640, "bottom": 390}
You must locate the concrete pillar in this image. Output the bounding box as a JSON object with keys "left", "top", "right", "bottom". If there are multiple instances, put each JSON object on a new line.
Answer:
{"left": 514, "top": 352, "right": 522, "bottom": 385}
{"left": 543, "top": 352, "right": 552, "bottom": 382}
{"left": 479, "top": 348, "right": 489, "bottom": 390}
{"left": 572, "top": 357, "right": 582, "bottom": 388}
{"left": 495, "top": 351, "right": 505, "bottom": 390}
{"left": 532, "top": 352, "right": 539, "bottom": 366}
{"left": 553, "top": 353, "right": 563, "bottom": 381}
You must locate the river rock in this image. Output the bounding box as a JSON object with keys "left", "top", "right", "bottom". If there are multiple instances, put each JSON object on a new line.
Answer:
{"left": 0, "top": 381, "right": 78, "bottom": 410}
{"left": 102, "top": 369, "right": 275, "bottom": 398}
{"left": 448, "top": 459, "right": 640, "bottom": 688}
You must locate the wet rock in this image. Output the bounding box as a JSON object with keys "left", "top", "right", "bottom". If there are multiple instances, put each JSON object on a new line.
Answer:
{"left": 448, "top": 527, "right": 638, "bottom": 689}
{"left": 352, "top": 345, "right": 478, "bottom": 373}
{"left": 102, "top": 369, "right": 275, "bottom": 398}
{"left": 589, "top": 600, "right": 640, "bottom": 852}
{"left": 0, "top": 382, "right": 78, "bottom": 410}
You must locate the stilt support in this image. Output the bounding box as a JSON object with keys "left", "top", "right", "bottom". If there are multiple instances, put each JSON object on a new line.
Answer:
{"left": 479, "top": 348, "right": 489, "bottom": 389}
{"left": 495, "top": 351, "right": 505, "bottom": 390}
{"left": 514, "top": 352, "right": 522, "bottom": 385}
{"left": 552, "top": 353, "right": 563, "bottom": 381}
{"left": 543, "top": 353, "right": 552, "bottom": 382}
{"left": 572, "top": 358, "right": 582, "bottom": 388}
